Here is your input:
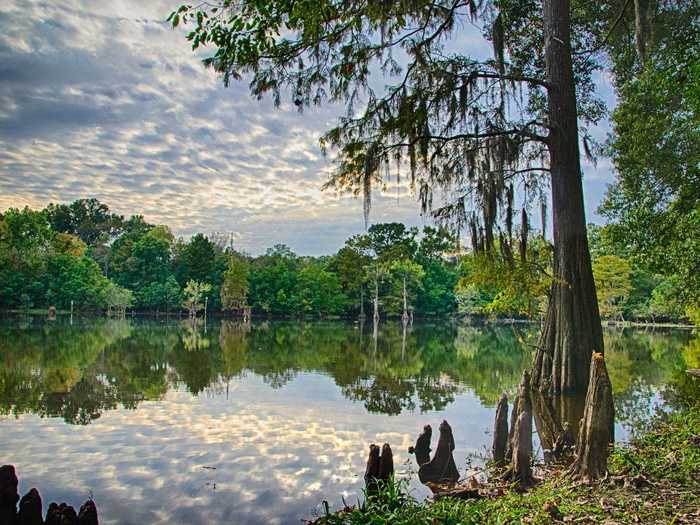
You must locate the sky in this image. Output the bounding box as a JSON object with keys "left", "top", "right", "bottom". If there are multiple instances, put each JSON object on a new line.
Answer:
{"left": 0, "top": 0, "right": 616, "bottom": 256}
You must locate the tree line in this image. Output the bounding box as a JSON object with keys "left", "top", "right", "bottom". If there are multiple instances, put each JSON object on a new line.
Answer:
{"left": 0, "top": 199, "right": 459, "bottom": 318}
{"left": 0, "top": 197, "right": 696, "bottom": 323}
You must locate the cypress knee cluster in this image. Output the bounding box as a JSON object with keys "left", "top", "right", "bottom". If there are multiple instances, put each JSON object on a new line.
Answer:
{"left": 0, "top": 465, "right": 98, "bottom": 525}
{"left": 364, "top": 443, "right": 394, "bottom": 496}
{"left": 409, "top": 420, "right": 460, "bottom": 486}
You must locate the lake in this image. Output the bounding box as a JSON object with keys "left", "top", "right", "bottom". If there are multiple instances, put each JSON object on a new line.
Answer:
{"left": 0, "top": 317, "right": 695, "bottom": 524}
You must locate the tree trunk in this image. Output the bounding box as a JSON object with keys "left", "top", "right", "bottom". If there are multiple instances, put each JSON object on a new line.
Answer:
{"left": 633, "top": 0, "right": 654, "bottom": 62}
{"left": 402, "top": 276, "right": 409, "bottom": 324}
{"left": 533, "top": 0, "right": 604, "bottom": 395}
{"left": 373, "top": 276, "right": 379, "bottom": 323}
{"left": 569, "top": 353, "right": 614, "bottom": 481}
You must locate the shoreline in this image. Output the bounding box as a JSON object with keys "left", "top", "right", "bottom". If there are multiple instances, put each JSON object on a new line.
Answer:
{"left": 0, "top": 310, "right": 696, "bottom": 329}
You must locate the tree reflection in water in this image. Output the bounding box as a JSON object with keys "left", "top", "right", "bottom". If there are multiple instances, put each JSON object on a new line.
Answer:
{"left": 0, "top": 318, "right": 695, "bottom": 428}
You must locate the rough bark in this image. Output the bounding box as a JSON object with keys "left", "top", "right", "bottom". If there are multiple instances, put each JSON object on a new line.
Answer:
{"left": 533, "top": 0, "right": 604, "bottom": 395}
{"left": 18, "top": 488, "right": 42, "bottom": 525}
{"left": 492, "top": 394, "right": 509, "bottom": 467}
{"left": 687, "top": 369, "right": 700, "bottom": 378}
{"left": 0, "top": 465, "right": 19, "bottom": 525}
{"left": 569, "top": 353, "right": 615, "bottom": 481}
{"left": 417, "top": 420, "right": 460, "bottom": 486}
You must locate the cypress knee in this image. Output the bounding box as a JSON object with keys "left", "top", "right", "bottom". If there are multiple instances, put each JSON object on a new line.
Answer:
{"left": 418, "top": 420, "right": 460, "bottom": 485}
{"left": 505, "top": 395, "right": 519, "bottom": 461}
{"left": 0, "top": 465, "right": 19, "bottom": 525}
{"left": 364, "top": 444, "right": 381, "bottom": 495}
{"left": 378, "top": 444, "right": 394, "bottom": 482}
{"left": 569, "top": 352, "right": 614, "bottom": 481}
{"left": 18, "top": 488, "right": 43, "bottom": 525}
{"left": 365, "top": 443, "right": 394, "bottom": 496}
{"left": 78, "top": 500, "right": 98, "bottom": 525}
{"left": 506, "top": 371, "right": 535, "bottom": 487}
{"left": 492, "top": 394, "right": 509, "bottom": 467}
{"left": 408, "top": 425, "right": 432, "bottom": 467}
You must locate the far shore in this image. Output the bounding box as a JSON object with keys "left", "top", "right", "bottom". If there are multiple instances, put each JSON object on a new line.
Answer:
{"left": 1, "top": 309, "right": 696, "bottom": 330}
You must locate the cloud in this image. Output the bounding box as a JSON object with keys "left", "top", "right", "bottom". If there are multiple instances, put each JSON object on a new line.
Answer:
{"left": 0, "top": 0, "right": 615, "bottom": 255}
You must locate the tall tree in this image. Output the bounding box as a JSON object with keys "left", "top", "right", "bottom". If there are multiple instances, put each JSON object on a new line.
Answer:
{"left": 598, "top": 1, "right": 700, "bottom": 309}
{"left": 221, "top": 254, "right": 250, "bottom": 312}
{"left": 172, "top": 0, "right": 605, "bottom": 392}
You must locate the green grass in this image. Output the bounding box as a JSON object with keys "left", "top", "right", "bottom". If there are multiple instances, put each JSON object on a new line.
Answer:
{"left": 313, "top": 407, "right": 700, "bottom": 524}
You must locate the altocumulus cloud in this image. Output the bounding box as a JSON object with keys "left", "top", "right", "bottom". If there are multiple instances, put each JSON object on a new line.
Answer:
{"left": 0, "top": 1, "right": 612, "bottom": 254}
{"left": 0, "top": 0, "right": 431, "bottom": 254}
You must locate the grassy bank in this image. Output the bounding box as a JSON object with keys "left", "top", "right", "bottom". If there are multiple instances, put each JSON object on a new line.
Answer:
{"left": 313, "top": 402, "right": 699, "bottom": 524}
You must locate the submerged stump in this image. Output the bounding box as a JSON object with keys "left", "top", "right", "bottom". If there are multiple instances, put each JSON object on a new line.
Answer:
{"left": 492, "top": 394, "right": 509, "bottom": 467}
{"left": 569, "top": 352, "right": 614, "bottom": 482}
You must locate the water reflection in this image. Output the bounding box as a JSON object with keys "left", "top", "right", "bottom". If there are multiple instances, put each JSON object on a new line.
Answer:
{"left": 0, "top": 319, "right": 695, "bottom": 426}
{"left": 0, "top": 318, "right": 696, "bottom": 524}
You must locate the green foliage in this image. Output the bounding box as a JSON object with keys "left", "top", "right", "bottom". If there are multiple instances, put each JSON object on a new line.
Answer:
{"left": 384, "top": 259, "right": 425, "bottom": 316}
{"left": 297, "top": 262, "right": 347, "bottom": 316}
{"left": 649, "top": 278, "right": 687, "bottom": 321}
{"left": 685, "top": 304, "right": 700, "bottom": 327}
{"left": 173, "top": 233, "right": 227, "bottom": 310}
{"left": 456, "top": 236, "right": 551, "bottom": 318}
{"left": 599, "top": 0, "right": 700, "bottom": 312}
{"left": 183, "top": 279, "right": 212, "bottom": 317}
{"left": 45, "top": 254, "right": 111, "bottom": 310}
{"left": 45, "top": 198, "right": 124, "bottom": 246}
{"left": 1, "top": 197, "right": 689, "bottom": 322}
{"left": 317, "top": 403, "right": 700, "bottom": 524}
{"left": 104, "top": 283, "right": 135, "bottom": 312}
{"left": 221, "top": 254, "right": 250, "bottom": 311}
{"left": 592, "top": 255, "right": 632, "bottom": 319}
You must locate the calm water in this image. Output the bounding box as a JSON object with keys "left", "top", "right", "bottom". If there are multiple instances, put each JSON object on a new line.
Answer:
{"left": 0, "top": 317, "right": 696, "bottom": 524}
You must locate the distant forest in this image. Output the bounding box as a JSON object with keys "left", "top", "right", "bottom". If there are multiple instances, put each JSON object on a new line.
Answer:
{"left": 0, "top": 198, "right": 696, "bottom": 323}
